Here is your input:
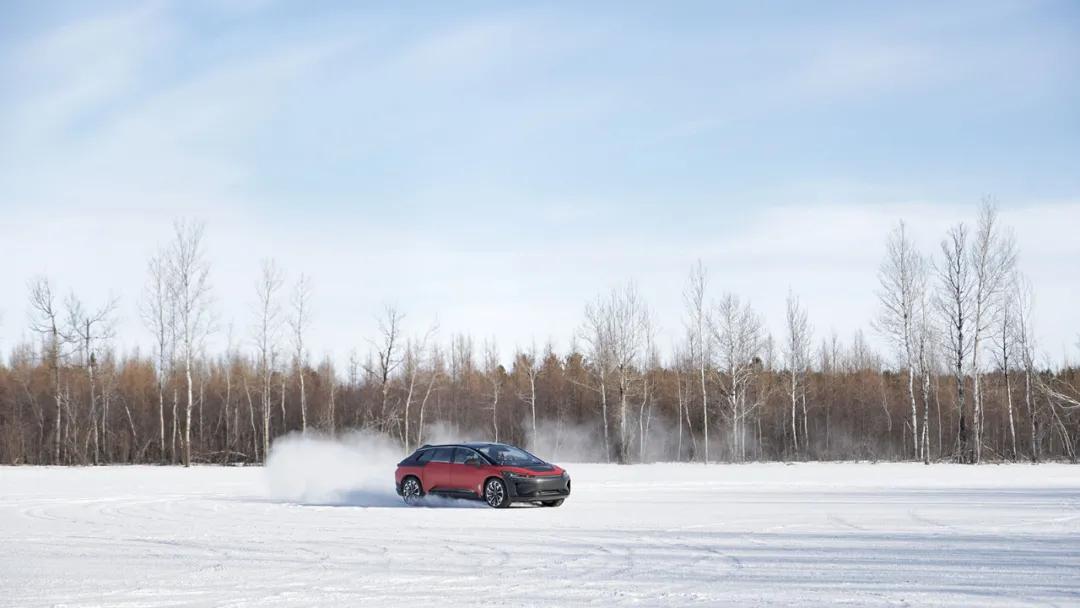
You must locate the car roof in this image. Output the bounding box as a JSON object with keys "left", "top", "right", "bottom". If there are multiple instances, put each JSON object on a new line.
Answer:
{"left": 417, "top": 442, "right": 507, "bottom": 450}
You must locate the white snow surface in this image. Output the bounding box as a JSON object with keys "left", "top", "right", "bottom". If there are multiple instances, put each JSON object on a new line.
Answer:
{"left": 2, "top": 461, "right": 1079, "bottom": 607}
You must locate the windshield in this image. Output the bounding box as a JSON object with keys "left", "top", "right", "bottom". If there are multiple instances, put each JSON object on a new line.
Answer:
{"left": 477, "top": 445, "right": 544, "bottom": 466}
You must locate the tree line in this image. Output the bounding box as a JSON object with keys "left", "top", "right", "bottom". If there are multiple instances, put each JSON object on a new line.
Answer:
{"left": 0, "top": 205, "right": 1078, "bottom": 466}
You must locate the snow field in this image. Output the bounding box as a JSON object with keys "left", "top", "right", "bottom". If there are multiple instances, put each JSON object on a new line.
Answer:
{"left": 1, "top": 461, "right": 1078, "bottom": 606}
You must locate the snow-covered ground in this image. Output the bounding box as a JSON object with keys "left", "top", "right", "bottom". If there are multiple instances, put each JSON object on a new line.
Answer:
{"left": 2, "top": 461, "right": 1079, "bottom": 607}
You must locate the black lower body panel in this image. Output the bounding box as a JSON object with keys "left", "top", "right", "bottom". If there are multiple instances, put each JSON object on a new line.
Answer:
{"left": 504, "top": 474, "right": 571, "bottom": 503}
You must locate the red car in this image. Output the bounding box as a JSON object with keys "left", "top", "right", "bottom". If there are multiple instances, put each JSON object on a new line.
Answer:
{"left": 395, "top": 442, "right": 571, "bottom": 508}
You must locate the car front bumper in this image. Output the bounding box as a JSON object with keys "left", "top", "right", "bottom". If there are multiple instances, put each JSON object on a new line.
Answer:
{"left": 503, "top": 473, "right": 571, "bottom": 502}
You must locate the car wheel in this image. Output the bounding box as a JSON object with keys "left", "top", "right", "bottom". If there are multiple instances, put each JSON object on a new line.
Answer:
{"left": 484, "top": 478, "right": 510, "bottom": 508}
{"left": 401, "top": 477, "right": 423, "bottom": 506}
{"left": 541, "top": 499, "right": 564, "bottom": 507}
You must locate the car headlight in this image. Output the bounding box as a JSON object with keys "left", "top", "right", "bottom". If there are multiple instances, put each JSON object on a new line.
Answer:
{"left": 503, "top": 471, "right": 532, "bottom": 479}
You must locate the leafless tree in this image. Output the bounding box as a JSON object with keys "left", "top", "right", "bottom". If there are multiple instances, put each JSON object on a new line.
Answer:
{"left": 415, "top": 342, "right": 443, "bottom": 448}
{"left": 711, "top": 293, "right": 765, "bottom": 462}
{"left": 585, "top": 284, "right": 651, "bottom": 464}
{"left": 221, "top": 324, "right": 237, "bottom": 462}
{"left": 875, "top": 221, "right": 927, "bottom": 460}
{"left": 253, "top": 259, "right": 284, "bottom": 462}
{"left": 935, "top": 222, "right": 975, "bottom": 462}
{"left": 401, "top": 323, "right": 437, "bottom": 453}
{"left": 27, "top": 277, "right": 66, "bottom": 464}
{"left": 289, "top": 274, "right": 312, "bottom": 435}
{"left": 64, "top": 293, "right": 117, "bottom": 464}
{"left": 968, "top": 200, "right": 1016, "bottom": 462}
{"left": 784, "top": 290, "right": 811, "bottom": 459}
{"left": 1036, "top": 373, "right": 1080, "bottom": 462}
{"left": 684, "top": 261, "right": 711, "bottom": 463}
{"left": 366, "top": 305, "right": 403, "bottom": 434}
{"left": 637, "top": 326, "right": 658, "bottom": 461}
{"left": 580, "top": 298, "right": 613, "bottom": 460}
{"left": 484, "top": 340, "right": 503, "bottom": 442}
{"left": 993, "top": 273, "right": 1020, "bottom": 460}
{"left": 168, "top": 220, "right": 212, "bottom": 467}
{"left": 142, "top": 251, "right": 174, "bottom": 462}
{"left": 672, "top": 342, "right": 697, "bottom": 460}
{"left": 914, "top": 288, "right": 937, "bottom": 464}
{"left": 517, "top": 342, "right": 542, "bottom": 443}
{"left": 1012, "top": 274, "right": 1039, "bottom": 461}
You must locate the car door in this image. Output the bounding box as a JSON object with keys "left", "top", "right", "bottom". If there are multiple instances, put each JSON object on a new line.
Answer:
{"left": 451, "top": 447, "right": 488, "bottom": 496}
{"left": 423, "top": 447, "right": 455, "bottom": 491}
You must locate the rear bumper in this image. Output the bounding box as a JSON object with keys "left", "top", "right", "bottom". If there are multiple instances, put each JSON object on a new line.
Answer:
{"left": 504, "top": 473, "right": 571, "bottom": 502}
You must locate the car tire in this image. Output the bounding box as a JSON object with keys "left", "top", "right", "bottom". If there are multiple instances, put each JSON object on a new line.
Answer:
{"left": 541, "top": 499, "right": 564, "bottom": 507}
{"left": 484, "top": 478, "right": 510, "bottom": 509}
{"left": 400, "top": 476, "right": 423, "bottom": 506}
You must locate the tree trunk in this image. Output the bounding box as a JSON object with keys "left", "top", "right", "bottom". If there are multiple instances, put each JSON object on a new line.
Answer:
{"left": 800, "top": 387, "right": 809, "bottom": 459}
{"left": 973, "top": 370, "right": 983, "bottom": 463}
{"left": 158, "top": 377, "right": 166, "bottom": 463}
{"left": 908, "top": 365, "right": 918, "bottom": 460}
{"left": 223, "top": 364, "right": 231, "bottom": 464}
{"left": 183, "top": 356, "right": 193, "bottom": 467}
{"left": 417, "top": 371, "right": 436, "bottom": 448}
{"left": 1004, "top": 367, "right": 1017, "bottom": 461}
{"left": 54, "top": 354, "right": 62, "bottom": 465}
{"left": 618, "top": 372, "right": 629, "bottom": 464}
{"left": 1025, "top": 367, "right": 1038, "bottom": 463}
{"left": 700, "top": 364, "right": 708, "bottom": 464}
{"left": 299, "top": 367, "right": 307, "bottom": 435}
{"left": 790, "top": 372, "right": 799, "bottom": 458}
{"left": 171, "top": 386, "right": 179, "bottom": 464}
{"left": 530, "top": 373, "right": 538, "bottom": 443}
{"left": 922, "top": 369, "right": 931, "bottom": 465}
{"left": 327, "top": 382, "right": 336, "bottom": 437}
{"left": 599, "top": 379, "right": 610, "bottom": 462}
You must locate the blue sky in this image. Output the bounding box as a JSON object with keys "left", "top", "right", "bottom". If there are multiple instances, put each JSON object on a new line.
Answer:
{"left": 2, "top": 1, "right": 1078, "bottom": 363}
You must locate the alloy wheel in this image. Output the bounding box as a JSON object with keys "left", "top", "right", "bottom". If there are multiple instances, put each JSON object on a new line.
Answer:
{"left": 402, "top": 478, "right": 422, "bottom": 505}
{"left": 484, "top": 479, "right": 506, "bottom": 508}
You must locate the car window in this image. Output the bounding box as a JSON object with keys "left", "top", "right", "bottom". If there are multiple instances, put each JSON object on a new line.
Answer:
{"left": 415, "top": 449, "right": 434, "bottom": 465}
{"left": 477, "top": 445, "right": 543, "bottom": 466}
{"left": 452, "top": 448, "right": 480, "bottom": 464}
{"left": 430, "top": 447, "right": 454, "bottom": 463}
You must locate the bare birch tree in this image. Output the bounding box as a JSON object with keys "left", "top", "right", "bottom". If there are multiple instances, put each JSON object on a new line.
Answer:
{"left": 968, "top": 201, "right": 1016, "bottom": 463}
{"left": 415, "top": 342, "right": 442, "bottom": 448}
{"left": 637, "top": 325, "right": 658, "bottom": 461}
{"left": 875, "top": 221, "right": 927, "bottom": 460}
{"left": 993, "top": 273, "right": 1020, "bottom": 460}
{"left": 289, "top": 274, "right": 312, "bottom": 435}
{"left": 401, "top": 324, "right": 437, "bottom": 453}
{"left": 367, "top": 305, "right": 403, "bottom": 433}
{"left": 1013, "top": 274, "right": 1039, "bottom": 462}
{"left": 684, "top": 261, "right": 711, "bottom": 463}
{"left": 484, "top": 340, "right": 503, "bottom": 442}
{"left": 581, "top": 299, "right": 613, "bottom": 461}
{"left": 254, "top": 259, "right": 284, "bottom": 461}
{"left": 64, "top": 294, "right": 117, "bottom": 464}
{"left": 28, "top": 277, "right": 66, "bottom": 464}
{"left": 610, "top": 285, "right": 651, "bottom": 464}
{"left": 517, "top": 342, "right": 541, "bottom": 443}
{"left": 784, "top": 290, "right": 811, "bottom": 459}
{"left": 935, "top": 222, "right": 975, "bottom": 462}
{"left": 168, "top": 220, "right": 212, "bottom": 467}
{"left": 711, "top": 294, "right": 765, "bottom": 462}
{"left": 584, "top": 284, "right": 651, "bottom": 464}
{"left": 142, "top": 252, "right": 174, "bottom": 463}
{"left": 914, "top": 288, "right": 937, "bottom": 464}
